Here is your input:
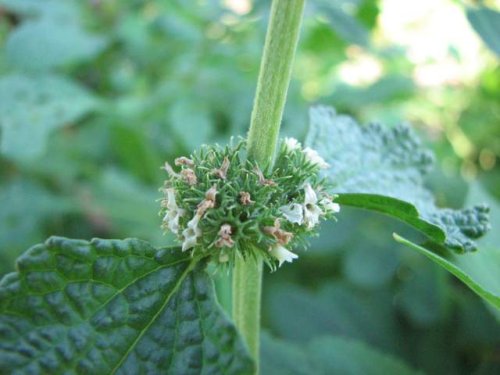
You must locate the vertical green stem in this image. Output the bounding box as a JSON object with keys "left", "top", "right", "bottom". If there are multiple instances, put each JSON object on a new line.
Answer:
{"left": 246, "top": 0, "right": 306, "bottom": 167}
{"left": 232, "top": 251, "right": 262, "bottom": 364}
{"left": 233, "top": 0, "right": 305, "bottom": 372}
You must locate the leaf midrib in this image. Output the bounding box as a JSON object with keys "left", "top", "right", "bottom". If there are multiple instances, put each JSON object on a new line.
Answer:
{"left": 0, "top": 256, "right": 195, "bottom": 374}
{"left": 109, "top": 257, "right": 199, "bottom": 374}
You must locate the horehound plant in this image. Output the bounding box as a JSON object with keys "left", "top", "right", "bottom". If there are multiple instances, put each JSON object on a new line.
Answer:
{"left": 0, "top": 1, "right": 494, "bottom": 374}
{"left": 160, "top": 138, "right": 339, "bottom": 270}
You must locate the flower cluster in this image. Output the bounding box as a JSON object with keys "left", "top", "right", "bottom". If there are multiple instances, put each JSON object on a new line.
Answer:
{"left": 159, "top": 138, "right": 339, "bottom": 269}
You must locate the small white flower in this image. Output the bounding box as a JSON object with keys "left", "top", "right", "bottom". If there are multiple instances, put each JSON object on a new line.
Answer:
{"left": 320, "top": 197, "right": 340, "bottom": 214}
{"left": 182, "top": 214, "right": 202, "bottom": 251}
{"left": 214, "top": 224, "right": 235, "bottom": 248}
{"left": 163, "top": 188, "right": 185, "bottom": 234}
{"left": 279, "top": 203, "right": 304, "bottom": 225}
{"left": 303, "top": 147, "right": 329, "bottom": 169}
{"left": 303, "top": 183, "right": 322, "bottom": 229}
{"left": 283, "top": 137, "right": 301, "bottom": 151}
{"left": 269, "top": 245, "right": 298, "bottom": 267}
{"left": 219, "top": 252, "right": 229, "bottom": 263}
{"left": 174, "top": 156, "right": 194, "bottom": 167}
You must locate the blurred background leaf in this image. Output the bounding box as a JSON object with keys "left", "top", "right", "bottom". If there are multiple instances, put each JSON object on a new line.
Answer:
{"left": 261, "top": 333, "right": 422, "bottom": 375}
{"left": 0, "top": 74, "right": 99, "bottom": 159}
{"left": 466, "top": 5, "right": 500, "bottom": 57}
{"left": 0, "top": 0, "right": 498, "bottom": 374}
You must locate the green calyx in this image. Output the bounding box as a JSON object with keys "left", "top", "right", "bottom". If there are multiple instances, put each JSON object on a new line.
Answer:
{"left": 159, "top": 138, "right": 340, "bottom": 270}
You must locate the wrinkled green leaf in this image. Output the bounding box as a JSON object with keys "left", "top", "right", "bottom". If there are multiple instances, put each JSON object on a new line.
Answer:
{"left": 466, "top": 6, "right": 500, "bottom": 56}
{"left": 0, "top": 74, "right": 98, "bottom": 160}
{"left": 394, "top": 184, "right": 500, "bottom": 311}
{"left": 305, "top": 106, "right": 490, "bottom": 253}
{"left": 0, "top": 237, "right": 254, "bottom": 374}
{"left": 261, "top": 333, "right": 421, "bottom": 375}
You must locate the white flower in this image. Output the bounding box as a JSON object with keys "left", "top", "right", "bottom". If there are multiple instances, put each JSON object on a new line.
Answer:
{"left": 279, "top": 203, "right": 304, "bottom": 225}
{"left": 269, "top": 245, "right": 298, "bottom": 267}
{"left": 303, "top": 183, "right": 322, "bottom": 229}
{"left": 219, "top": 252, "right": 229, "bottom": 263}
{"left": 163, "top": 188, "right": 185, "bottom": 234}
{"left": 182, "top": 214, "right": 202, "bottom": 251}
{"left": 320, "top": 197, "right": 340, "bottom": 214}
{"left": 303, "top": 147, "right": 329, "bottom": 169}
{"left": 280, "top": 185, "right": 327, "bottom": 229}
{"left": 283, "top": 137, "right": 301, "bottom": 151}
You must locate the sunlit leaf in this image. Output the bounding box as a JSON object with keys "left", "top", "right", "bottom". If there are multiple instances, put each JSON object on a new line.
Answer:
{"left": 466, "top": 6, "right": 500, "bottom": 56}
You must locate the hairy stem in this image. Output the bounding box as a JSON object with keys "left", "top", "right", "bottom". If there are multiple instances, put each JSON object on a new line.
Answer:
{"left": 232, "top": 252, "right": 262, "bottom": 364}
{"left": 246, "top": 0, "right": 306, "bottom": 167}
{"left": 233, "top": 0, "right": 305, "bottom": 372}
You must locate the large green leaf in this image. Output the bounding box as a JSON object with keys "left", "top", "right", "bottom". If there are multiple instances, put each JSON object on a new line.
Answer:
{"left": 305, "top": 106, "right": 489, "bottom": 253}
{"left": 0, "top": 237, "right": 254, "bottom": 374}
{"left": 261, "top": 333, "right": 421, "bottom": 375}
{"left": 0, "top": 74, "right": 98, "bottom": 160}
{"left": 394, "top": 183, "right": 500, "bottom": 312}
{"left": 466, "top": 6, "right": 500, "bottom": 57}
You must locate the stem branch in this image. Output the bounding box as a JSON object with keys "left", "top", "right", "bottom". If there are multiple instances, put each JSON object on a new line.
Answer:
{"left": 233, "top": 0, "right": 305, "bottom": 372}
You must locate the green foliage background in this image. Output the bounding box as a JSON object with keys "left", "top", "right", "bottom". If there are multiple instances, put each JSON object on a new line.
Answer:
{"left": 0, "top": 0, "right": 499, "bottom": 373}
